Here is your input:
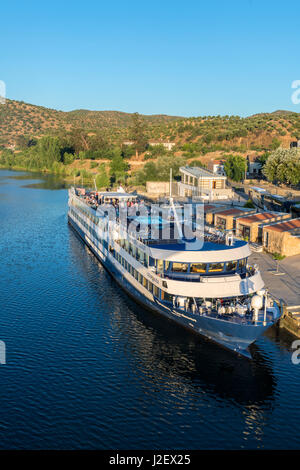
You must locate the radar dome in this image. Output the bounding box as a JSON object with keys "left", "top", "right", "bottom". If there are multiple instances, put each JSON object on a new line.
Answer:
{"left": 251, "top": 295, "right": 263, "bottom": 310}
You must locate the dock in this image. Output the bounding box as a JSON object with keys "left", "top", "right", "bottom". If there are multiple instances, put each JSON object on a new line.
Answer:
{"left": 249, "top": 251, "right": 300, "bottom": 337}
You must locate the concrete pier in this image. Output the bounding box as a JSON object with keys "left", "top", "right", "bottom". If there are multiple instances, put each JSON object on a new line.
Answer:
{"left": 279, "top": 308, "right": 300, "bottom": 337}
{"left": 249, "top": 252, "right": 300, "bottom": 337}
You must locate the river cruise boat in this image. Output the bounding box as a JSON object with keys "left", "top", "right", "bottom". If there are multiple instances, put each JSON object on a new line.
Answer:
{"left": 68, "top": 187, "right": 281, "bottom": 358}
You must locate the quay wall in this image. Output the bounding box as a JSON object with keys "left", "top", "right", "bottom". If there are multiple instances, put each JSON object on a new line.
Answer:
{"left": 280, "top": 312, "right": 300, "bottom": 337}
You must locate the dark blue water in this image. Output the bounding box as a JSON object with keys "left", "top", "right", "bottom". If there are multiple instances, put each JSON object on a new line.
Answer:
{"left": 0, "top": 169, "right": 300, "bottom": 450}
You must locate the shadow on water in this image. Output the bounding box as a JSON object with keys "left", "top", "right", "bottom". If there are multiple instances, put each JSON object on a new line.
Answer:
{"left": 265, "top": 323, "right": 298, "bottom": 354}
{"left": 68, "top": 228, "right": 276, "bottom": 407}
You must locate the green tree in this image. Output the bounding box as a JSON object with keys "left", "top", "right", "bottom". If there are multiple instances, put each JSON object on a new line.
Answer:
{"left": 36, "top": 136, "right": 61, "bottom": 167}
{"left": 129, "top": 113, "right": 148, "bottom": 158}
{"left": 256, "top": 152, "right": 269, "bottom": 168}
{"left": 270, "top": 138, "right": 281, "bottom": 150}
{"left": 69, "top": 127, "right": 89, "bottom": 154}
{"left": 96, "top": 164, "right": 110, "bottom": 188}
{"left": 224, "top": 154, "right": 246, "bottom": 182}
{"left": 263, "top": 148, "right": 300, "bottom": 185}
{"left": 63, "top": 152, "right": 75, "bottom": 165}
{"left": 110, "top": 149, "right": 129, "bottom": 183}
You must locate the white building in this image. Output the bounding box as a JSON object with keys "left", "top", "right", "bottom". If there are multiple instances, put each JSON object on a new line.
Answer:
{"left": 123, "top": 140, "right": 176, "bottom": 151}
{"left": 207, "top": 160, "right": 225, "bottom": 175}
{"left": 149, "top": 141, "right": 176, "bottom": 151}
{"left": 178, "top": 166, "right": 233, "bottom": 200}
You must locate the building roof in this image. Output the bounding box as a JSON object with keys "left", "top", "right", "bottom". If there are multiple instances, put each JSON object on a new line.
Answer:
{"left": 265, "top": 219, "right": 300, "bottom": 233}
{"left": 204, "top": 204, "right": 228, "bottom": 213}
{"left": 249, "top": 186, "right": 267, "bottom": 193}
{"left": 149, "top": 140, "right": 175, "bottom": 145}
{"left": 214, "top": 208, "right": 251, "bottom": 218}
{"left": 97, "top": 191, "right": 137, "bottom": 199}
{"left": 237, "top": 212, "right": 278, "bottom": 224}
{"left": 180, "top": 166, "right": 226, "bottom": 179}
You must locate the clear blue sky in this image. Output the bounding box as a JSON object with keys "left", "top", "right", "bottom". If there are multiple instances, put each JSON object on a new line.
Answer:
{"left": 1, "top": 0, "right": 300, "bottom": 116}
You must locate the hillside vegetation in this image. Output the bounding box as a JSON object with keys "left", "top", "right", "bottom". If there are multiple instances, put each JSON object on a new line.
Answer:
{"left": 0, "top": 99, "right": 180, "bottom": 147}
{"left": 1, "top": 98, "right": 300, "bottom": 188}
{"left": 1, "top": 99, "right": 300, "bottom": 151}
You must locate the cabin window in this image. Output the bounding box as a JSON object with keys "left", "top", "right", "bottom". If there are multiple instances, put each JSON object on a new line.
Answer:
{"left": 149, "top": 257, "right": 155, "bottom": 267}
{"left": 153, "top": 285, "right": 159, "bottom": 297}
{"left": 171, "top": 262, "right": 188, "bottom": 272}
{"left": 225, "top": 260, "right": 238, "bottom": 272}
{"left": 134, "top": 269, "right": 139, "bottom": 280}
{"left": 156, "top": 259, "right": 164, "bottom": 273}
{"left": 190, "top": 263, "right": 207, "bottom": 273}
{"left": 161, "top": 291, "right": 173, "bottom": 303}
{"left": 138, "top": 250, "right": 145, "bottom": 264}
{"left": 165, "top": 261, "right": 170, "bottom": 271}
{"left": 143, "top": 277, "right": 148, "bottom": 289}
{"left": 138, "top": 273, "right": 143, "bottom": 284}
{"left": 125, "top": 240, "right": 129, "bottom": 251}
{"left": 148, "top": 281, "right": 153, "bottom": 293}
{"left": 132, "top": 245, "right": 136, "bottom": 257}
{"left": 208, "top": 262, "right": 224, "bottom": 272}
{"left": 238, "top": 258, "right": 247, "bottom": 270}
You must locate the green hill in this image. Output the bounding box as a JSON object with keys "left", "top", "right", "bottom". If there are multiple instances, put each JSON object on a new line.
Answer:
{"left": 0, "top": 99, "right": 181, "bottom": 147}
{"left": 1, "top": 98, "right": 300, "bottom": 154}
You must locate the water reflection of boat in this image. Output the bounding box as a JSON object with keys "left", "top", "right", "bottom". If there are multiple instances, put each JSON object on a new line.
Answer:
{"left": 69, "top": 232, "right": 276, "bottom": 407}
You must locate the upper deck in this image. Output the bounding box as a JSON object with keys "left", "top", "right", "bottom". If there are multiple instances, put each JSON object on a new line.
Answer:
{"left": 69, "top": 187, "right": 251, "bottom": 262}
{"left": 148, "top": 239, "right": 247, "bottom": 252}
{"left": 146, "top": 238, "right": 250, "bottom": 263}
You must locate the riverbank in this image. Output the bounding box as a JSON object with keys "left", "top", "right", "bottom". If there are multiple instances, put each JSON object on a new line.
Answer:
{"left": 0, "top": 164, "right": 98, "bottom": 186}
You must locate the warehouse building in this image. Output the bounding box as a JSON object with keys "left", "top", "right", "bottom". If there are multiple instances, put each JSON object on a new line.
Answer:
{"left": 213, "top": 208, "right": 256, "bottom": 231}
{"left": 263, "top": 219, "right": 300, "bottom": 257}
{"left": 235, "top": 212, "right": 291, "bottom": 243}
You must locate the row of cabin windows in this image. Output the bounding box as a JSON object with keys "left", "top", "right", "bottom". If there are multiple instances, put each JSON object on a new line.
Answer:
{"left": 114, "top": 236, "right": 247, "bottom": 275}
{"left": 113, "top": 251, "right": 160, "bottom": 297}
{"left": 117, "top": 239, "right": 149, "bottom": 267}
{"left": 70, "top": 209, "right": 108, "bottom": 250}
{"left": 154, "top": 258, "right": 247, "bottom": 274}
{"left": 73, "top": 201, "right": 100, "bottom": 226}
{"left": 72, "top": 209, "right": 170, "bottom": 300}
{"left": 114, "top": 241, "right": 247, "bottom": 275}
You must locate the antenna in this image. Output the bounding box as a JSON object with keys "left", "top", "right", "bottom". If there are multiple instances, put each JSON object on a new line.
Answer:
{"left": 94, "top": 178, "right": 98, "bottom": 192}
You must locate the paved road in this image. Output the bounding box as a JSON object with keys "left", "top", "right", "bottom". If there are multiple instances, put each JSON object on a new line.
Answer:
{"left": 249, "top": 252, "right": 300, "bottom": 307}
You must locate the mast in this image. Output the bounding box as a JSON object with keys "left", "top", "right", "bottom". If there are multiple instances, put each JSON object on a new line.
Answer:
{"left": 169, "top": 168, "right": 183, "bottom": 239}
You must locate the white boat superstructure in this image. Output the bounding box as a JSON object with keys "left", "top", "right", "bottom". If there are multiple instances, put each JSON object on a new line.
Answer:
{"left": 67, "top": 187, "right": 282, "bottom": 358}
